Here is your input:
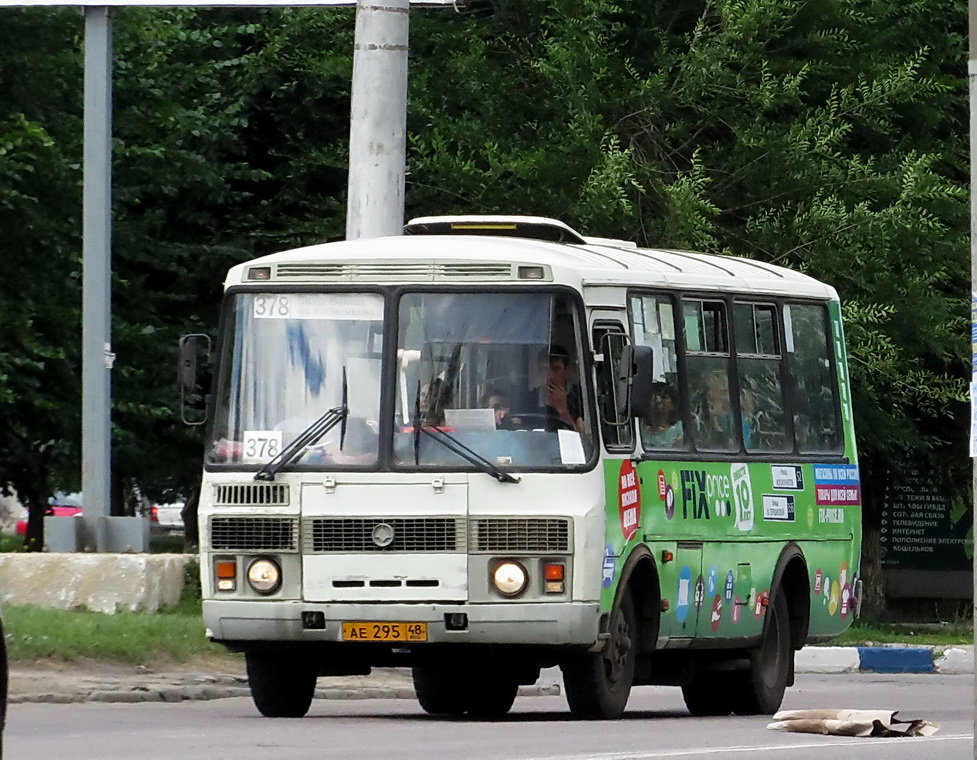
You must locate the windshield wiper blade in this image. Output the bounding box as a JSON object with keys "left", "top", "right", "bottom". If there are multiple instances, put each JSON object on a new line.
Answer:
{"left": 417, "top": 426, "right": 520, "bottom": 484}
{"left": 255, "top": 369, "right": 350, "bottom": 481}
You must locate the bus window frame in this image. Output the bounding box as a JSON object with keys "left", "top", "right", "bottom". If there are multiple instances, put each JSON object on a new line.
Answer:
{"left": 591, "top": 320, "right": 636, "bottom": 455}
{"left": 204, "top": 282, "right": 391, "bottom": 474}
{"left": 385, "top": 283, "right": 600, "bottom": 476}
{"left": 628, "top": 289, "right": 848, "bottom": 464}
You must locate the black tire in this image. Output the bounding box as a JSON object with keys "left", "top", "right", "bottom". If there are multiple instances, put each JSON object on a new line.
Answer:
{"left": 245, "top": 651, "right": 317, "bottom": 718}
{"left": 562, "top": 592, "right": 637, "bottom": 719}
{"left": 732, "top": 590, "right": 791, "bottom": 715}
{"left": 412, "top": 665, "right": 469, "bottom": 716}
{"left": 681, "top": 674, "right": 734, "bottom": 716}
{"left": 466, "top": 672, "right": 518, "bottom": 718}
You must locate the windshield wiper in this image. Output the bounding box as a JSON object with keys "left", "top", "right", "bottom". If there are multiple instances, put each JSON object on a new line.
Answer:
{"left": 416, "top": 425, "right": 520, "bottom": 484}
{"left": 255, "top": 369, "right": 349, "bottom": 481}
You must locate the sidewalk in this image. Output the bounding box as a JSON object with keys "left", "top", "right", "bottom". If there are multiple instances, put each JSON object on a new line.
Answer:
{"left": 9, "top": 646, "right": 972, "bottom": 706}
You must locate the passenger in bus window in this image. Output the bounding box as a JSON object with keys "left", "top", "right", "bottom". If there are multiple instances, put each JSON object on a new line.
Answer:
{"left": 512, "top": 345, "right": 584, "bottom": 433}
{"left": 694, "top": 371, "right": 752, "bottom": 449}
{"left": 483, "top": 388, "right": 517, "bottom": 429}
{"left": 641, "top": 382, "right": 684, "bottom": 448}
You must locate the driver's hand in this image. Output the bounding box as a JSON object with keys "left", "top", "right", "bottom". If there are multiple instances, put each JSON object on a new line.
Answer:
{"left": 547, "top": 381, "right": 570, "bottom": 415}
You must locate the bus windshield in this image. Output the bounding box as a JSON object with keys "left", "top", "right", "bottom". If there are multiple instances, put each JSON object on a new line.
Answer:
{"left": 208, "top": 292, "right": 384, "bottom": 467}
{"left": 392, "top": 291, "right": 593, "bottom": 470}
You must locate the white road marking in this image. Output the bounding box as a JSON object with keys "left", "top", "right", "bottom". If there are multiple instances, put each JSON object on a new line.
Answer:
{"left": 518, "top": 734, "right": 971, "bottom": 760}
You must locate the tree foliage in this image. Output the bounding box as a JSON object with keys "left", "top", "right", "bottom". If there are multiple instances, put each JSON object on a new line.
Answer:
{"left": 0, "top": 2, "right": 968, "bottom": 575}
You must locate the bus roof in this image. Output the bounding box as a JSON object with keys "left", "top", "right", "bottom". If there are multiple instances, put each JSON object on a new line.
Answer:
{"left": 226, "top": 217, "right": 838, "bottom": 301}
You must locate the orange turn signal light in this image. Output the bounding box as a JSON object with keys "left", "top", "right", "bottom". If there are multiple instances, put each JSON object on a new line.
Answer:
{"left": 544, "top": 564, "right": 565, "bottom": 581}
{"left": 661, "top": 550, "right": 674, "bottom": 563}
{"left": 216, "top": 560, "right": 237, "bottom": 579}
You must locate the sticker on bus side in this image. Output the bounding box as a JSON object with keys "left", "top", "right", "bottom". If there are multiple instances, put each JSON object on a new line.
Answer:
{"left": 770, "top": 465, "right": 804, "bottom": 491}
{"left": 731, "top": 462, "right": 755, "bottom": 531}
{"left": 618, "top": 459, "right": 641, "bottom": 541}
{"left": 762, "top": 494, "right": 796, "bottom": 522}
{"left": 814, "top": 464, "right": 861, "bottom": 506}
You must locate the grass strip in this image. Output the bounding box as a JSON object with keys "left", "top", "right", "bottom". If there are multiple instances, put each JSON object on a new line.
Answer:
{"left": 832, "top": 621, "right": 972, "bottom": 647}
{"left": 4, "top": 604, "right": 226, "bottom": 664}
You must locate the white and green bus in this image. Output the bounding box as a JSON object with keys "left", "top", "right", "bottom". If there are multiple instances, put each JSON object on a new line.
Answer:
{"left": 184, "top": 216, "right": 861, "bottom": 720}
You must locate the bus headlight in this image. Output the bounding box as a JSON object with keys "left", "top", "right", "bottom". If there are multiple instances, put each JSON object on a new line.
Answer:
{"left": 246, "top": 557, "right": 282, "bottom": 595}
{"left": 492, "top": 561, "right": 528, "bottom": 597}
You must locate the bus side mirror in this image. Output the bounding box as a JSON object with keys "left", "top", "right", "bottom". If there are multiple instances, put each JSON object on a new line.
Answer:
{"left": 178, "top": 334, "right": 211, "bottom": 426}
{"left": 178, "top": 335, "right": 199, "bottom": 394}
{"left": 625, "top": 345, "right": 655, "bottom": 419}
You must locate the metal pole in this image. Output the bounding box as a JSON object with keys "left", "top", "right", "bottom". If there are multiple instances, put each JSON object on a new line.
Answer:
{"left": 82, "top": 5, "right": 114, "bottom": 551}
{"left": 969, "top": 0, "right": 977, "bottom": 755}
{"left": 345, "top": 0, "right": 409, "bottom": 240}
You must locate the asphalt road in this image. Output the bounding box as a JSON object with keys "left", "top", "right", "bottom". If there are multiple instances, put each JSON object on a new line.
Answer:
{"left": 6, "top": 674, "right": 973, "bottom": 760}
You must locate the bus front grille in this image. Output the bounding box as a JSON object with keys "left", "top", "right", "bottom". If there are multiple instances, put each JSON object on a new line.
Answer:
{"left": 304, "top": 517, "right": 466, "bottom": 553}
{"left": 209, "top": 517, "right": 298, "bottom": 551}
{"left": 471, "top": 518, "right": 571, "bottom": 553}
{"left": 213, "top": 483, "right": 289, "bottom": 507}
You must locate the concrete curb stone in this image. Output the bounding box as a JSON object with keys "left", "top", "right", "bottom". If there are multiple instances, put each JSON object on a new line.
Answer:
{"left": 796, "top": 645, "right": 974, "bottom": 675}
{"left": 8, "top": 646, "right": 970, "bottom": 706}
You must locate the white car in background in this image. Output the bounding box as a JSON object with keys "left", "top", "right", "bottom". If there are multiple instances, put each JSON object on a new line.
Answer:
{"left": 152, "top": 501, "right": 185, "bottom": 532}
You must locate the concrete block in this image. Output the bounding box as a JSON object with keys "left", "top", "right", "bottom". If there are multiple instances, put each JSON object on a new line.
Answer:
{"left": 795, "top": 646, "right": 860, "bottom": 673}
{"left": 0, "top": 553, "right": 192, "bottom": 613}
{"left": 935, "top": 647, "right": 974, "bottom": 674}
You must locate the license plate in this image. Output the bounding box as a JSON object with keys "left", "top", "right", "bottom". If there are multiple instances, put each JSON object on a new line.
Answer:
{"left": 341, "top": 621, "right": 428, "bottom": 642}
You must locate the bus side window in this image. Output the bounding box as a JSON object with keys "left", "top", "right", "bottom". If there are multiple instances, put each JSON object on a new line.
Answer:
{"left": 684, "top": 300, "right": 740, "bottom": 452}
{"left": 786, "top": 304, "right": 842, "bottom": 453}
{"left": 734, "top": 302, "right": 789, "bottom": 453}
{"left": 593, "top": 325, "right": 634, "bottom": 452}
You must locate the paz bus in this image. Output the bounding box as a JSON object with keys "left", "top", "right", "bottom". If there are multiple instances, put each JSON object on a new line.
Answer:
{"left": 181, "top": 215, "right": 862, "bottom": 720}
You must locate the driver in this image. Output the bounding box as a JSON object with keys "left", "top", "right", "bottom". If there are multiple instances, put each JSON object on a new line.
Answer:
{"left": 509, "top": 345, "right": 584, "bottom": 434}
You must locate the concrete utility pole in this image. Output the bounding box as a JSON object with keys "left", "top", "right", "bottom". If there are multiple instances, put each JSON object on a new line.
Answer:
{"left": 345, "top": 0, "right": 410, "bottom": 240}
{"left": 82, "top": 5, "right": 114, "bottom": 551}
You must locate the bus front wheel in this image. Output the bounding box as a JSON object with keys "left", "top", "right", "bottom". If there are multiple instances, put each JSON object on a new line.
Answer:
{"left": 245, "top": 651, "right": 317, "bottom": 718}
{"left": 466, "top": 671, "right": 518, "bottom": 718}
{"left": 561, "top": 592, "right": 637, "bottom": 719}
{"left": 412, "top": 665, "right": 468, "bottom": 716}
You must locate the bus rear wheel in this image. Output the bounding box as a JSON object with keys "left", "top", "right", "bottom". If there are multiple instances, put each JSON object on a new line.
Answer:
{"left": 732, "top": 590, "right": 791, "bottom": 715}
{"left": 562, "top": 592, "right": 636, "bottom": 719}
{"left": 681, "top": 675, "right": 734, "bottom": 716}
{"left": 412, "top": 665, "right": 469, "bottom": 716}
{"left": 245, "top": 651, "right": 317, "bottom": 718}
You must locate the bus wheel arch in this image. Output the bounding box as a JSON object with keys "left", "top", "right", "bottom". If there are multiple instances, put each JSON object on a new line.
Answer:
{"left": 732, "top": 543, "right": 808, "bottom": 715}
{"left": 770, "top": 543, "right": 810, "bottom": 653}
{"left": 561, "top": 546, "right": 655, "bottom": 719}
{"left": 615, "top": 546, "right": 661, "bottom": 655}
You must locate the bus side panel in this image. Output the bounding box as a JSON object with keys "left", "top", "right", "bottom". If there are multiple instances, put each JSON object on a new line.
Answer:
{"left": 604, "top": 459, "right": 862, "bottom": 643}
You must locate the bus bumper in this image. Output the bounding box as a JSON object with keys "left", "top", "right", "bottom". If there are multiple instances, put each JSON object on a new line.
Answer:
{"left": 203, "top": 599, "right": 601, "bottom": 646}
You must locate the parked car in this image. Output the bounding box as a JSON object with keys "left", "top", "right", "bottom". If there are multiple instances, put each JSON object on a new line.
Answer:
{"left": 152, "top": 501, "right": 185, "bottom": 533}
{"left": 16, "top": 492, "right": 83, "bottom": 536}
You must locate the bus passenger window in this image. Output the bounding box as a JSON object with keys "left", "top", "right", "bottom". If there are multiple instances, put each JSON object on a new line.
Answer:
{"left": 735, "top": 303, "right": 788, "bottom": 453}
{"left": 786, "top": 304, "right": 841, "bottom": 453}
{"left": 683, "top": 300, "right": 739, "bottom": 451}
{"left": 630, "top": 294, "right": 687, "bottom": 452}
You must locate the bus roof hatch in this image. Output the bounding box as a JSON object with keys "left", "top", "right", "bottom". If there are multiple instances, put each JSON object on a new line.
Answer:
{"left": 404, "top": 215, "right": 589, "bottom": 245}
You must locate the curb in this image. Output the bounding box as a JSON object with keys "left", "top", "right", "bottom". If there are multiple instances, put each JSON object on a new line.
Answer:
{"left": 9, "top": 681, "right": 560, "bottom": 706}
{"left": 797, "top": 645, "right": 974, "bottom": 675}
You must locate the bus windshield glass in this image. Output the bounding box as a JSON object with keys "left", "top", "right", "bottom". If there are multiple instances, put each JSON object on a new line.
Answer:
{"left": 392, "top": 291, "right": 593, "bottom": 470}
{"left": 208, "top": 292, "right": 384, "bottom": 467}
